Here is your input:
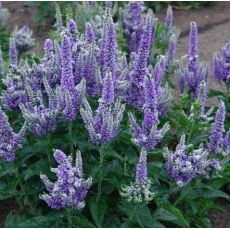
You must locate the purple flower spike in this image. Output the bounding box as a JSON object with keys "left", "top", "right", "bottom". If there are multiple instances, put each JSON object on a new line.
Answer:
{"left": 135, "top": 148, "right": 148, "bottom": 184}
{"left": 165, "top": 134, "right": 220, "bottom": 186}
{"left": 101, "top": 70, "right": 115, "bottom": 104}
{"left": 120, "top": 1, "right": 144, "bottom": 53}
{"left": 213, "top": 41, "right": 230, "bottom": 83}
{"left": 85, "top": 23, "right": 95, "bottom": 44}
{"left": 101, "top": 12, "right": 117, "bottom": 80}
{"left": 40, "top": 149, "right": 92, "bottom": 210}
{"left": 67, "top": 19, "right": 77, "bottom": 34}
{"left": 164, "top": 5, "right": 173, "bottom": 40}
{"left": 0, "top": 106, "right": 26, "bottom": 161}
{"left": 127, "top": 10, "right": 158, "bottom": 109}
{"left": 80, "top": 96, "right": 125, "bottom": 145}
{"left": 166, "top": 34, "right": 176, "bottom": 69}
{"left": 9, "top": 37, "right": 17, "bottom": 66}
{"left": 208, "top": 101, "right": 226, "bottom": 154}
{"left": 120, "top": 148, "right": 155, "bottom": 203}
{"left": 188, "top": 22, "right": 199, "bottom": 74}
{"left": 224, "top": 129, "right": 230, "bottom": 152}
{"left": 60, "top": 36, "right": 75, "bottom": 91}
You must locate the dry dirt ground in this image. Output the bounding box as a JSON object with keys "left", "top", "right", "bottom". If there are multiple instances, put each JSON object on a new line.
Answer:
{"left": 0, "top": 1, "right": 229, "bottom": 228}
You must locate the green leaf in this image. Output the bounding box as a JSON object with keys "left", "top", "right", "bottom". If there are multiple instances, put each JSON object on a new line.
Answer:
{"left": 22, "top": 159, "right": 50, "bottom": 181}
{"left": 164, "top": 204, "right": 190, "bottom": 227}
{"left": 136, "top": 206, "right": 165, "bottom": 228}
{"left": 89, "top": 197, "right": 107, "bottom": 227}
{"left": 204, "top": 189, "right": 229, "bottom": 200}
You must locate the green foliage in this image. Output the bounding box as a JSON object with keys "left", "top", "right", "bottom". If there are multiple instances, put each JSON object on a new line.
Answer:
{"left": 0, "top": 1, "right": 229, "bottom": 228}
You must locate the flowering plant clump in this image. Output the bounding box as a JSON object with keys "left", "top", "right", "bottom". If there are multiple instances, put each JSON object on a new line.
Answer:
{"left": 12, "top": 25, "right": 35, "bottom": 53}
{"left": 0, "top": 1, "right": 229, "bottom": 228}
{"left": 40, "top": 149, "right": 92, "bottom": 210}
{"left": 120, "top": 148, "right": 155, "bottom": 203}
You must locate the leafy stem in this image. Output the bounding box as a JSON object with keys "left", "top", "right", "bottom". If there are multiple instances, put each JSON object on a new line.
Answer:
{"left": 65, "top": 208, "right": 73, "bottom": 227}
{"left": 96, "top": 144, "right": 104, "bottom": 204}
{"left": 68, "top": 121, "right": 74, "bottom": 158}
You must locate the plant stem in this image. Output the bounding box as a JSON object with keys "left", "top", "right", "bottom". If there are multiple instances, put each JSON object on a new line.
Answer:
{"left": 96, "top": 145, "right": 104, "bottom": 204}
{"left": 129, "top": 204, "right": 138, "bottom": 222}
{"left": 187, "top": 120, "right": 195, "bottom": 144}
{"left": 68, "top": 121, "right": 74, "bottom": 158}
{"left": 66, "top": 208, "right": 73, "bottom": 227}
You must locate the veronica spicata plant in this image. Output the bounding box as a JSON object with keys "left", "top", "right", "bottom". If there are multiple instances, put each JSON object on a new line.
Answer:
{"left": 178, "top": 22, "right": 208, "bottom": 97}
{"left": 40, "top": 149, "right": 92, "bottom": 209}
{"left": 0, "top": 2, "right": 229, "bottom": 228}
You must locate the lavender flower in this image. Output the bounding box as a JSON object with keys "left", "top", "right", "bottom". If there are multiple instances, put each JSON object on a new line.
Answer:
{"left": 9, "top": 37, "right": 17, "bottom": 67}
{"left": 120, "top": 1, "right": 145, "bottom": 53}
{"left": 0, "top": 45, "right": 3, "bottom": 75}
{"left": 164, "top": 5, "right": 173, "bottom": 40}
{"left": 2, "top": 66, "right": 28, "bottom": 110}
{"left": 20, "top": 77, "right": 86, "bottom": 136}
{"left": 101, "top": 11, "right": 117, "bottom": 80}
{"left": 60, "top": 36, "right": 75, "bottom": 90}
{"left": 100, "top": 70, "right": 115, "bottom": 104}
{"left": 197, "top": 80, "right": 207, "bottom": 117}
{"left": 60, "top": 35, "right": 85, "bottom": 120}
{"left": 213, "top": 41, "right": 230, "bottom": 83}
{"left": 208, "top": 101, "right": 226, "bottom": 154}
{"left": 165, "top": 34, "right": 177, "bottom": 70}
{"left": 80, "top": 72, "right": 125, "bottom": 144}
{"left": 129, "top": 73, "right": 170, "bottom": 150}
{"left": 41, "top": 40, "right": 61, "bottom": 88}
{"left": 120, "top": 149, "right": 155, "bottom": 203}
{"left": 85, "top": 23, "right": 95, "bottom": 44}
{"left": 127, "top": 10, "right": 158, "bottom": 109}
{"left": 0, "top": 2, "right": 9, "bottom": 27}
{"left": 54, "top": 3, "right": 63, "bottom": 33}
{"left": 223, "top": 130, "right": 230, "bottom": 152}
{"left": 188, "top": 22, "right": 198, "bottom": 62}
{"left": 178, "top": 22, "right": 208, "bottom": 97}
{"left": 40, "top": 149, "right": 92, "bottom": 210}
{"left": 13, "top": 25, "right": 35, "bottom": 53}
{"left": 0, "top": 106, "right": 26, "bottom": 161}
{"left": 81, "top": 97, "right": 125, "bottom": 145}
{"left": 164, "top": 135, "right": 220, "bottom": 186}
{"left": 67, "top": 19, "right": 77, "bottom": 34}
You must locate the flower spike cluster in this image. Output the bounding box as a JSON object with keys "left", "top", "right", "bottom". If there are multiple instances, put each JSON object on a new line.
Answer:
{"left": 0, "top": 2, "right": 9, "bottom": 27}
{"left": 164, "top": 134, "right": 220, "bottom": 186}
{"left": 13, "top": 25, "right": 35, "bottom": 53}
{"left": 213, "top": 41, "right": 230, "bottom": 83}
{"left": 165, "top": 34, "right": 177, "bottom": 70}
{"left": 9, "top": 37, "right": 18, "bottom": 67}
{"left": 120, "top": 149, "right": 155, "bottom": 203}
{"left": 80, "top": 70, "right": 125, "bottom": 144}
{"left": 127, "top": 10, "right": 158, "bottom": 109}
{"left": 129, "top": 73, "right": 170, "bottom": 150}
{"left": 20, "top": 77, "right": 86, "bottom": 136}
{"left": 40, "top": 149, "right": 92, "bottom": 210}
{"left": 0, "top": 106, "right": 26, "bottom": 161}
{"left": 178, "top": 22, "right": 208, "bottom": 97}
{"left": 120, "top": 1, "right": 145, "bottom": 53}
{"left": 164, "top": 5, "right": 173, "bottom": 40}
{"left": 208, "top": 101, "right": 230, "bottom": 154}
